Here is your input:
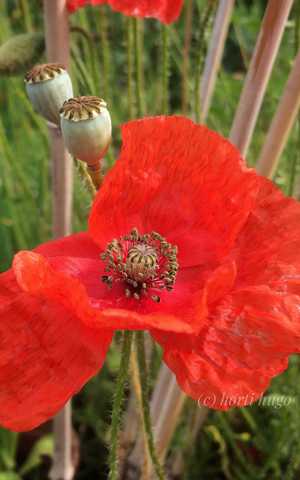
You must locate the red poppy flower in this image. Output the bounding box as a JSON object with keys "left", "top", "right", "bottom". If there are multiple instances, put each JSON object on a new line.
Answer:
{"left": 1, "top": 116, "right": 300, "bottom": 431}
{"left": 67, "top": 0, "right": 184, "bottom": 24}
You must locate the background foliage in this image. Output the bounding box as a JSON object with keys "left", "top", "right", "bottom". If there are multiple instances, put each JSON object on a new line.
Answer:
{"left": 0, "top": 0, "right": 300, "bottom": 478}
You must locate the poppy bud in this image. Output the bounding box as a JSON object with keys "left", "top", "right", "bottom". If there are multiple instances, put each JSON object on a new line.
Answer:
{"left": 60, "top": 96, "right": 112, "bottom": 187}
{"left": 0, "top": 33, "right": 45, "bottom": 76}
{"left": 25, "top": 63, "right": 73, "bottom": 126}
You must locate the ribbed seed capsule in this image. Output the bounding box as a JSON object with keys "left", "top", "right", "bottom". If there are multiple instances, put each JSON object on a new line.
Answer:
{"left": 60, "top": 96, "right": 112, "bottom": 174}
{"left": 101, "top": 228, "right": 179, "bottom": 302}
{"left": 25, "top": 63, "right": 73, "bottom": 126}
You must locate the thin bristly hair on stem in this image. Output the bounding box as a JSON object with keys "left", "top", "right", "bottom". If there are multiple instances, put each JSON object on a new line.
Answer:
{"left": 135, "top": 331, "right": 166, "bottom": 480}
{"left": 108, "top": 331, "right": 133, "bottom": 480}
{"left": 75, "top": 159, "right": 97, "bottom": 198}
{"left": 130, "top": 348, "right": 151, "bottom": 479}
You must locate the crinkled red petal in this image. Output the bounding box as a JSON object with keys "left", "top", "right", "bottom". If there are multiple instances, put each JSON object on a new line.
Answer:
{"left": 13, "top": 250, "right": 202, "bottom": 334}
{"left": 205, "top": 286, "right": 300, "bottom": 369}
{"left": 235, "top": 177, "right": 300, "bottom": 291}
{"left": 153, "top": 286, "right": 293, "bottom": 408}
{"left": 151, "top": 260, "right": 237, "bottom": 349}
{"left": 0, "top": 269, "right": 113, "bottom": 431}
{"left": 67, "top": 0, "right": 183, "bottom": 23}
{"left": 161, "top": 349, "right": 287, "bottom": 410}
{"left": 152, "top": 178, "right": 300, "bottom": 407}
{"left": 89, "top": 117, "right": 259, "bottom": 268}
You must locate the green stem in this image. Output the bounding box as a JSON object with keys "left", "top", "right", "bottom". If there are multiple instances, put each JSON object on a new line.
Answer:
{"left": 71, "top": 45, "right": 95, "bottom": 94}
{"left": 75, "top": 159, "right": 97, "bottom": 198}
{"left": 136, "top": 332, "right": 166, "bottom": 480}
{"left": 194, "top": 0, "right": 216, "bottom": 122}
{"left": 19, "top": 0, "right": 33, "bottom": 32}
{"left": 133, "top": 18, "right": 145, "bottom": 117}
{"left": 98, "top": 6, "right": 111, "bottom": 103}
{"left": 70, "top": 26, "right": 100, "bottom": 95}
{"left": 108, "top": 331, "right": 133, "bottom": 480}
{"left": 127, "top": 18, "right": 135, "bottom": 119}
{"left": 182, "top": 0, "right": 193, "bottom": 115}
{"left": 161, "top": 25, "right": 170, "bottom": 115}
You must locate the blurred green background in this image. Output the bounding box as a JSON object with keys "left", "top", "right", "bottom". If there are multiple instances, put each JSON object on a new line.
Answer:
{"left": 1, "top": 0, "right": 300, "bottom": 478}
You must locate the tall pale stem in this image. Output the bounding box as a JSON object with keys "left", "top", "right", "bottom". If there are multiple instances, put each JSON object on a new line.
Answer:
{"left": 43, "top": 1, "right": 73, "bottom": 479}
{"left": 229, "top": 0, "right": 293, "bottom": 157}
{"left": 256, "top": 49, "right": 300, "bottom": 178}
{"left": 200, "top": 0, "right": 235, "bottom": 123}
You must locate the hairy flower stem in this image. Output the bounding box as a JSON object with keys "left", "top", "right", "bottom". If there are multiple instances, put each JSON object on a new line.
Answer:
{"left": 133, "top": 18, "right": 145, "bottom": 117}
{"left": 127, "top": 19, "right": 135, "bottom": 119}
{"left": 108, "top": 332, "right": 133, "bottom": 480}
{"left": 130, "top": 349, "right": 151, "bottom": 477}
{"left": 161, "top": 25, "right": 170, "bottom": 115}
{"left": 75, "top": 159, "right": 97, "bottom": 197}
{"left": 136, "top": 332, "right": 166, "bottom": 480}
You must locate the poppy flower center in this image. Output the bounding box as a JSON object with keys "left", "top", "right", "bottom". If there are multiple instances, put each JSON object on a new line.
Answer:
{"left": 101, "top": 228, "right": 179, "bottom": 302}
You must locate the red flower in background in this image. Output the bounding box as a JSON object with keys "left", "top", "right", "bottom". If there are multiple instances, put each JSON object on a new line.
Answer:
{"left": 1, "top": 116, "right": 300, "bottom": 432}
{"left": 67, "top": 0, "right": 184, "bottom": 24}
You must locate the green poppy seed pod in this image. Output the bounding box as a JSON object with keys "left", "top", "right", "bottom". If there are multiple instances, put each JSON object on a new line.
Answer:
{"left": 60, "top": 96, "right": 112, "bottom": 169}
{"left": 25, "top": 63, "right": 73, "bottom": 126}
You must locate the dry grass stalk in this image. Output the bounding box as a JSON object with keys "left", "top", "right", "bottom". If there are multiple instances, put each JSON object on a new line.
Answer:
{"left": 229, "top": 0, "right": 293, "bottom": 156}
{"left": 200, "top": 0, "right": 235, "bottom": 123}
{"left": 43, "top": 1, "right": 74, "bottom": 479}
{"left": 43, "top": 0, "right": 73, "bottom": 238}
{"left": 256, "top": 49, "right": 300, "bottom": 177}
{"left": 170, "top": 405, "right": 209, "bottom": 477}
{"left": 152, "top": 374, "right": 186, "bottom": 459}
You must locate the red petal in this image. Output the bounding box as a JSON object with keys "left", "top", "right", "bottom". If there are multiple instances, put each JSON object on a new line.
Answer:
{"left": 153, "top": 281, "right": 300, "bottom": 408}
{"left": 67, "top": 0, "right": 183, "bottom": 23}
{"left": 161, "top": 349, "right": 287, "bottom": 410}
{"left": 206, "top": 286, "right": 300, "bottom": 369}
{"left": 89, "top": 117, "right": 259, "bottom": 268}
{"left": 13, "top": 251, "right": 200, "bottom": 333}
{"left": 35, "top": 232, "right": 101, "bottom": 259}
{"left": 108, "top": 0, "right": 183, "bottom": 23}
{"left": 0, "top": 269, "right": 112, "bottom": 431}
{"left": 235, "top": 177, "right": 300, "bottom": 291}
{"left": 151, "top": 260, "right": 237, "bottom": 349}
